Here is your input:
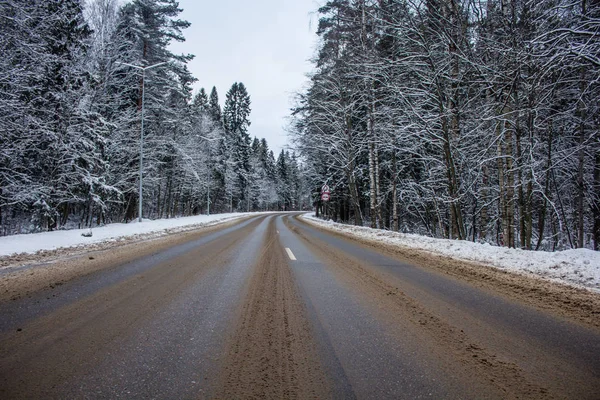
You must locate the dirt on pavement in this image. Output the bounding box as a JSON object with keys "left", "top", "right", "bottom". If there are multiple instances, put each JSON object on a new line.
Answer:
{"left": 0, "top": 217, "right": 264, "bottom": 399}
{"left": 2, "top": 213, "right": 598, "bottom": 399}
{"left": 0, "top": 217, "right": 253, "bottom": 304}
{"left": 213, "top": 218, "right": 331, "bottom": 399}
{"left": 300, "top": 216, "right": 600, "bottom": 331}
{"left": 291, "top": 216, "right": 600, "bottom": 399}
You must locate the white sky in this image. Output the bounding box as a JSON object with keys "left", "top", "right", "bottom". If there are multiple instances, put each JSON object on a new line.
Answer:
{"left": 169, "top": 0, "right": 321, "bottom": 155}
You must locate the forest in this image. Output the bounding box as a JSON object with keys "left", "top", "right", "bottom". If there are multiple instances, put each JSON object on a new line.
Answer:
{"left": 2, "top": 0, "right": 599, "bottom": 252}
{"left": 292, "top": 0, "right": 600, "bottom": 250}
{"left": 0, "top": 0, "right": 306, "bottom": 236}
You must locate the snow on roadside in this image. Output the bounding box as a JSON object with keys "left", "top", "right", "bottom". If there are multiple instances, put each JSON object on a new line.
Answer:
{"left": 301, "top": 214, "right": 600, "bottom": 292}
{"left": 0, "top": 213, "right": 260, "bottom": 258}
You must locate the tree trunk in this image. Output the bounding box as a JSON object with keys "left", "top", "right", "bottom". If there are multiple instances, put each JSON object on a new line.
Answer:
{"left": 443, "top": 128, "right": 463, "bottom": 239}
{"left": 375, "top": 145, "right": 382, "bottom": 227}
{"left": 516, "top": 120, "right": 526, "bottom": 248}
{"left": 525, "top": 175, "right": 533, "bottom": 249}
{"left": 369, "top": 141, "right": 377, "bottom": 228}
{"left": 576, "top": 76, "right": 586, "bottom": 247}
{"left": 124, "top": 193, "right": 136, "bottom": 223}
{"left": 504, "top": 117, "right": 516, "bottom": 248}
{"left": 552, "top": 164, "right": 574, "bottom": 249}
{"left": 392, "top": 150, "right": 399, "bottom": 232}
{"left": 593, "top": 150, "right": 600, "bottom": 251}
{"left": 165, "top": 177, "right": 173, "bottom": 218}
{"left": 344, "top": 109, "right": 362, "bottom": 226}
{"left": 86, "top": 194, "right": 94, "bottom": 228}
{"left": 348, "top": 168, "right": 363, "bottom": 226}
{"left": 536, "top": 120, "right": 553, "bottom": 250}
{"left": 480, "top": 164, "right": 489, "bottom": 241}
{"left": 497, "top": 118, "right": 507, "bottom": 247}
{"left": 522, "top": 81, "right": 537, "bottom": 250}
{"left": 445, "top": 25, "right": 464, "bottom": 240}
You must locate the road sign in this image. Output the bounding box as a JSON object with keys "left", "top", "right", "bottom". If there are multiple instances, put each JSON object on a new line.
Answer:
{"left": 321, "top": 184, "right": 330, "bottom": 194}
{"left": 321, "top": 193, "right": 330, "bottom": 201}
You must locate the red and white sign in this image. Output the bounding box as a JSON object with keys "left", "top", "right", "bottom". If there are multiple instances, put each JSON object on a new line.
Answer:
{"left": 321, "top": 183, "right": 331, "bottom": 201}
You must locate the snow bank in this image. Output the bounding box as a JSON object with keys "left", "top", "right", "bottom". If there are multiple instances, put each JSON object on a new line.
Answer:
{"left": 0, "top": 213, "right": 259, "bottom": 257}
{"left": 301, "top": 214, "right": 600, "bottom": 291}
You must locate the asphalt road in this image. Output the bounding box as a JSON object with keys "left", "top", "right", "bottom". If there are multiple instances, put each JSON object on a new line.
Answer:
{"left": 0, "top": 213, "right": 599, "bottom": 399}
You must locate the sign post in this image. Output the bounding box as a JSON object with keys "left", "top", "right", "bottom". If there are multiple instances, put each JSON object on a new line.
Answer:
{"left": 320, "top": 184, "right": 331, "bottom": 219}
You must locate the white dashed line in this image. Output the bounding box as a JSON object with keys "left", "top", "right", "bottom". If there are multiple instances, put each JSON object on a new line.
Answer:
{"left": 285, "top": 248, "right": 297, "bottom": 261}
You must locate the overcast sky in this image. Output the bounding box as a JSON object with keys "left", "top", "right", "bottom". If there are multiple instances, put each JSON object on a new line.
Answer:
{"left": 169, "top": 0, "right": 321, "bottom": 155}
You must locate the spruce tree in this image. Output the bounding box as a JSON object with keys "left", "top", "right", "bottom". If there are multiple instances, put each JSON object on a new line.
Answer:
{"left": 192, "top": 88, "right": 209, "bottom": 113}
{"left": 30, "top": 0, "right": 92, "bottom": 230}
{"left": 208, "top": 86, "right": 222, "bottom": 124}
{"left": 223, "top": 83, "right": 251, "bottom": 135}
{"left": 223, "top": 82, "right": 252, "bottom": 209}
{"left": 276, "top": 150, "right": 290, "bottom": 211}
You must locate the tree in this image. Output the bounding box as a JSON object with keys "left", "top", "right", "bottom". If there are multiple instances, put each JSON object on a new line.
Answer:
{"left": 0, "top": 0, "right": 97, "bottom": 231}
{"left": 223, "top": 82, "right": 252, "bottom": 210}
{"left": 192, "top": 88, "right": 209, "bottom": 113}
{"left": 0, "top": 0, "right": 289, "bottom": 235}
{"left": 292, "top": 0, "right": 600, "bottom": 251}
{"left": 208, "top": 86, "right": 222, "bottom": 124}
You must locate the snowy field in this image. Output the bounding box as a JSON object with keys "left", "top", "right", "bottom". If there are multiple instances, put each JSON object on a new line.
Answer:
{"left": 301, "top": 214, "right": 600, "bottom": 292}
{"left": 0, "top": 213, "right": 261, "bottom": 258}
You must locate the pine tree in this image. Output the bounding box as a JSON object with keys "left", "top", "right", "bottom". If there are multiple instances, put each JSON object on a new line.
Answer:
{"left": 223, "top": 83, "right": 251, "bottom": 136}
{"left": 0, "top": 1, "right": 42, "bottom": 231}
{"left": 276, "top": 150, "right": 290, "bottom": 211}
{"left": 192, "top": 88, "right": 209, "bottom": 113}
{"left": 223, "top": 82, "right": 252, "bottom": 209}
{"left": 26, "top": 0, "right": 93, "bottom": 230}
{"left": 110, "top": 0, "right": 194, "bottom": 221}
{"left": 208, "top": 86, "right": 222, "bottom": 124}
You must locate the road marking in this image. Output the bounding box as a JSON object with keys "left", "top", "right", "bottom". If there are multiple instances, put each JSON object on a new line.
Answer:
{"left": 285, "top": 248, "right": 296, "bottom": 261}
{"left": 277, "top": 230, "right": 280, "bottom": 234}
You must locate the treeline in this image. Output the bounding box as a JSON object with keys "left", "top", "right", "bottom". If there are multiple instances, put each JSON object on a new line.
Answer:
{"left": 292, "top": 0, "right": 600, "bottom": 250}
{"left": 0, "top": 0, "right": 306, "bottom": 235}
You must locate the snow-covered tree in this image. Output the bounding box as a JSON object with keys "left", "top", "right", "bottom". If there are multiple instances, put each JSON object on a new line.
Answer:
{"left": 292, "top": 0, "right": 600, "bottom": 251}
{"left": 223, "top": 82, "right": 252, "bottom": 210}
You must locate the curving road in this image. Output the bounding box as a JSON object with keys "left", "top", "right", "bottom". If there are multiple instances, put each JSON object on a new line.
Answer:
{"left": 0, "top": 213, "right": 599, "bottom": 399}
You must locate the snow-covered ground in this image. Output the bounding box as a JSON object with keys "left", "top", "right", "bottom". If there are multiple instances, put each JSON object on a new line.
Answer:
{"left": 0, "top": 213, "right": 260, "bottom": 258}
{"left": 301, "top": 214, "right": 600, "bottom": 292}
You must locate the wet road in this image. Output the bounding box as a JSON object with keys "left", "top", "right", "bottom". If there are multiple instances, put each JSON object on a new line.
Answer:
{"left": 0, "top": 213, "right": 599, "bottom": 399}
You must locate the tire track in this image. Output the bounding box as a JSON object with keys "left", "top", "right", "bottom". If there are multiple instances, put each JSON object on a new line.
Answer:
{"left": 299, "top": 215, "right": 600, "bottom": 330}
{"left": 0, "top": 217, "right": 267, "bottom": 399}
{"left": 287, "top": 217, "right": 554, "bottom": 400}
{"left": 213, "top": 218, "right": 331, "bottom": 399}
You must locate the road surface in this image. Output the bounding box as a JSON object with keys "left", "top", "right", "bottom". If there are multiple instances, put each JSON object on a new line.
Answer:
{"left": 0, "top": 213, "right": 599, "bottom": 399}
